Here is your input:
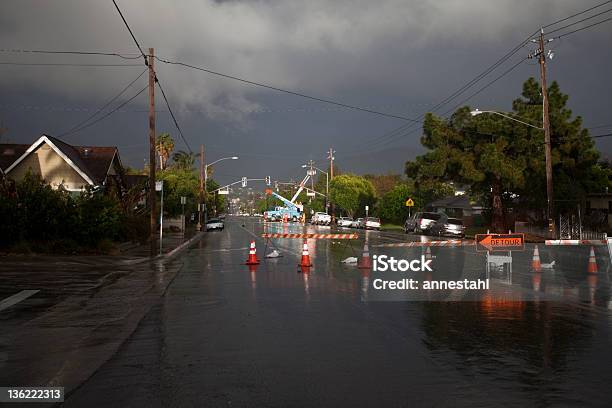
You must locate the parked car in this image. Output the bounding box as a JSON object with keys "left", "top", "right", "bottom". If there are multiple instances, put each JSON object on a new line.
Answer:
{"left": 351, "top": 218, "right": 364, "bottom": 228}
{"left": 311, "top": 212, "right": 332, "bottom": 225}
{"left": 206, "top": 218, "right": 224, "bottom": 231}
{"left": 429, "top": 216, "right": 465, "bottom": 238}
{"left": 404, "top": 212, "right": 443, "bottom": 234}
{"left": 336, "top": 217, "right": 353, "bottom": 227}
{"left": 364, "top": 217, "right": 381, "bottom": 230}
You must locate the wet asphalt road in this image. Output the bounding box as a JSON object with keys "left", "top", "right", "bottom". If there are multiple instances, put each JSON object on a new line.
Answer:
{"left": 56, "top": 217, "right": 612, "bottom": 407}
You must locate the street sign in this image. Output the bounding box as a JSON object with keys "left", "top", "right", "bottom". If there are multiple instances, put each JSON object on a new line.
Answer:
{"left": 180, "top": 196, "right": 186, "bottom": 205}
{"left": 241, "top": 177, "right": 247, "bottom": 187}
{"left": 155, "top": 181, "right": 163, "bottom": 191}
{"left": 218, "top": 189, "right": 229, "bottom": 195}
{"left": 306, "top": 191, "right": 315, "bottom": 197}
{"left": 476, "top": 233, "right": 525, "bottom": 252}
{"left": 307, "top": 169, "right": 316, "bottom": 176}
{"left": 365, "top": 205, "right": 369, "bottom": 211}
{"left": 405, "top": 198, "right": 414, "bottom": 207}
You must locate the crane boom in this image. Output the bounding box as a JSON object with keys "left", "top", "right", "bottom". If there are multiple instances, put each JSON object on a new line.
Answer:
{"left": 291, "top": 174, "right": 310, "bottom": 203}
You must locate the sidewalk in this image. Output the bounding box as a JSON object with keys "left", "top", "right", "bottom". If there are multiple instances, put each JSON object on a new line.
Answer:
{"left": 119, "top": 227, "right": 201, "bottom": 260}
{"left": 0, "top": 228, "right": 204, "bottom": 397}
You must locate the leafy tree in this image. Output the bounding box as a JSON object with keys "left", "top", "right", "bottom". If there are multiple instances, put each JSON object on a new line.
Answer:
{"left": 156, "top": 133, "right": 175, "bottom": 170}
{"left": 157, "top": 167, "right": 198, "bottom": 217}
{"left": 406, "top": 78, "right": 610, "bottom": 232}
{"left": 364, "top": 173, "right": 403, "bottom": 197}
{"left": 206, "top": 178, "right": 226, "bottom": 216}
{"left": 172, "top": 150, "right": 199, "bottom": 171}
{"left": 378, "top": 183, "right": 413, "bottom": 224}
{"left": 329, "top": 174, "right": 376, "bottom": 218}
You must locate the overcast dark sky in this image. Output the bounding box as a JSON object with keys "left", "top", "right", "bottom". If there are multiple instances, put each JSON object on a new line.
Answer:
{"left": 1, "top": 0, "right": 611, "bottom": 186}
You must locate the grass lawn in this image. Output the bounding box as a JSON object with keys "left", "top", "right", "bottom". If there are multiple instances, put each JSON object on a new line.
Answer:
{"left": 381, "top": 223, "right": 404, "bottom": 231}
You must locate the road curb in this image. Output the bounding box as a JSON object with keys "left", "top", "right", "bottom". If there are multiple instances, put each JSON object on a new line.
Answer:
{"left": 117, "top": 232, "right": 205, "bottom": 266}
{"left": 160, "top": 231, "right": 204, "bottom": 261}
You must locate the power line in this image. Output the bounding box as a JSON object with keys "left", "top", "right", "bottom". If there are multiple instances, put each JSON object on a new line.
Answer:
{"left": 546, "top": 7, "right": 612, "bottom": 35}
{"left": 343, "top": 2, "right": 612, "bottom": 156}
{"left": 543, "top": 0, "right": 612, "bottom": 28}
{"left": 0, "top": 49, "right": 141, "bottom": 59}
{"left": 154, "top": 56, "right": 421, "bottom": 123}
{"left": 59, "top": 69, "right": 147, "bottom": 138}
{"left": 156, "top": 79, "right": 193, "bottom": 153}
{"left": 0, "top": 62, "right": 141, "bottom": 67}
{"left": 111, "top": 0, "right": 147, "bottom": 64}
{"left": 57, "top": 84, "right": 147, "bottom": 138}
{"left": 344, "top": 30, "right": 540, "bottom": 154}
{"left": 551, "top": 16, "right": 612, "bottom": 39}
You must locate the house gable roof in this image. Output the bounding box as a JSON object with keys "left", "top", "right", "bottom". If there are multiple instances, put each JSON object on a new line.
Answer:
{"left": 4, "top": 135, "right": 120, "bottom": 186}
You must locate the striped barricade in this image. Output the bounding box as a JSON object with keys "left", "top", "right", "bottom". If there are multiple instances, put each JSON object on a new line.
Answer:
{"left": 372, "top": 240, "right": 471, "bottom": 248}
{"left": 545, "top": 239, "right": 608, "bottom": 246}
{"left": 261, "top": 233, "right": 358, "bottom": 239}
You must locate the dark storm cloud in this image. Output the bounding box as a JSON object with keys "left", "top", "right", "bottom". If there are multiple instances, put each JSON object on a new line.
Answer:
{"left": 0, "top": 0, "right": 610, "bottom": 182}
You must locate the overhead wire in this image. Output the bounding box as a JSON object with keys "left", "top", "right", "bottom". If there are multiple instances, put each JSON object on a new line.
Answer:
{"left": 153, "top": 56, "right": 421, "bottom": 123}
{"left": 545, "top": 6, "right": 612, "bottom": 35}
{"left": 0, "top": 49, "right": 142, "bottom": 59}
{"left": 110, "top": 0, "right": 147, "bottom": 63}
{"left": 550, "top": 16, "right": 612, "bottom": 39}
{"left": 111, "top": 0, "right": 193, "bottom": 153}
{"left": 156, "top": 79, "right": 193, "bottom": 153}
{"left": 57, "top": 84, "right": 148, "bottom": 138}
{"left": 58, "top": 68, "right": 147, "bottom": 139}
{"left": 341, "top": 1, "right": 612, "bottom": 157}
{"left": 543, "top": 0, "right": 612, "bottom": 28}
{"left": 0, "top": 62, "right": 141, "bottom": 67}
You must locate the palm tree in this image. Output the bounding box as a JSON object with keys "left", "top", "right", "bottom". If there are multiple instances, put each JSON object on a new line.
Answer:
{"left": 172, "top": 150, "right": 199, "bottom": 170}
{"left": 156, "top": 133, "right": 175, "bottom": 170}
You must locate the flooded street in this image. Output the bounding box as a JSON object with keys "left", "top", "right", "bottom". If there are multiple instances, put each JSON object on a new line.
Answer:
{"left": 38, "top": 217, "right": 610, "bottom": 407}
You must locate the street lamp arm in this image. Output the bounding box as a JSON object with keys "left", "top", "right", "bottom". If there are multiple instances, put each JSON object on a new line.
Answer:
{"left": 206, "top": 156, "right": 239, "bottom": 168}
{"left": 471, "top": 110, "right": 543, "bottom": 130}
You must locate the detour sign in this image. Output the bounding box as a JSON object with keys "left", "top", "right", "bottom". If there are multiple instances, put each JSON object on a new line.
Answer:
{"left": 476, "top": 233, "right": 524, "bottom": 252}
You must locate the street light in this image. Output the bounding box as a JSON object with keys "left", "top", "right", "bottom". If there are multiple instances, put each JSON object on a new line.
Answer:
{"left": 470, "top": 108, "right": 554, "bottom": 236}
{"left": 201, "top": 156, "right": 239, "bottom": 230}
{"left": 302, "top": 163, "right": 330, "bottom": 213}
{"left": 470, "top": 109, "right": 543, "bottom": 130}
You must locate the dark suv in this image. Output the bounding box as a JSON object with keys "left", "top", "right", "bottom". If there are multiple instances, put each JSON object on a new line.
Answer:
{"left": 404, "top": 212, "right": 443, "bottom": 234}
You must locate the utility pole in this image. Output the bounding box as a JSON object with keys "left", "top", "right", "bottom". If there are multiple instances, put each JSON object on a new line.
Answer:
{"left": 198, "top": 144, "right": 204, "bottom": 231}
{"left": 148, "top": 48, "right": 157, "bottom": 245}
{"left": 537, "top": 28, "right": 555, "bottom": 237}
{"left": 328, "top": 148, "right": 335, "bottom": 221}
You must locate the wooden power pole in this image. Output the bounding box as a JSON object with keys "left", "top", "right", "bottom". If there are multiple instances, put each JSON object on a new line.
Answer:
{"left": 328, "top": 147, "right": 335, "bottom": 221}
{"left": 538, "top": 29, "right": 555, "bottom": 237}
{"left": 198, "top": 144, "right": 205, "bottom": 231}
{"left": 148, "top": 48, "right": 157, "bottom": 240}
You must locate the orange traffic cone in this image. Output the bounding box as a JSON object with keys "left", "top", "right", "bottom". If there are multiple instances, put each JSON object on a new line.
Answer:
{"left": 245, "top": 241, "right": 260, "bottom": 265}
{"left": 532, "top": 273, "right": 541, "bottom": 292}
{"left": 532, "top": 245, "right": 541, "bottom": 272}
{"left": 587, "top": 274, "right": 597, "bottom": 304}
{"left": 587, "top": 246, "right": 598, "bottom": 274}
{"left": 358, "top": 242, "right": 372, "bottom": 269}
{"left": 299, "top": 239, "right": 312, "bottom": 267}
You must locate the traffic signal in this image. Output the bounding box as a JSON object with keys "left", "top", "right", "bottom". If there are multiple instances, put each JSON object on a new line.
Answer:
{"left": 265, "top": 176, "right": 271, "bottom": 186}
{"left": 241, "top": 177, "right": 247, "bottom": 187}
